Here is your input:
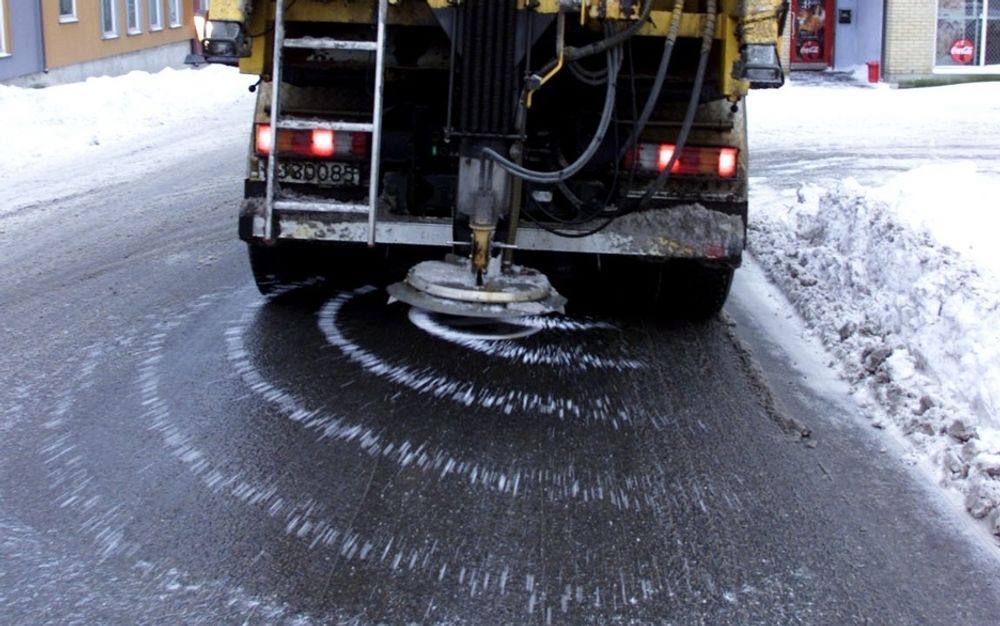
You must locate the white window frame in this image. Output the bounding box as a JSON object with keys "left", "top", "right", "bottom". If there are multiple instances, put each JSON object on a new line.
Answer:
{"left": 0, "top": 0, "right": 8, "bottom": 56}
{"left": 168, "top": 0, "right": 183, "bottom": 28}
{"left": 933, "top": 0, "right": 1000, "bottom": 72}
{"left": 100, "top": 0, "right": 119, "bottom": 39}
{"left": 59, "top": 0, "right": 78, "bottom": 24}
{"left": 148, "top": 0, "right": 164, "bottom": 31}
{"left": 126, "top": 0, "right": 143, "bottom": 35}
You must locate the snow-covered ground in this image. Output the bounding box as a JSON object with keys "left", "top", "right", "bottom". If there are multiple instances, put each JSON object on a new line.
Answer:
{"left": 0, "top": 66, "right": 254, "bottom": 169}
{"left": 748, "top": 78, "right": 1000, "bottom": 536}
{"left": 0, "top": 66, "right": 255, "bottom": 219}
{"left": 2, "top": 66, "right": 1000, "bottom": 537}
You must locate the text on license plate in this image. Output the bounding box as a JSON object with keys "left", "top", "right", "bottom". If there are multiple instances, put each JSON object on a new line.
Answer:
{"left": 267, "top": 161, "right": 362, "bottom": 187}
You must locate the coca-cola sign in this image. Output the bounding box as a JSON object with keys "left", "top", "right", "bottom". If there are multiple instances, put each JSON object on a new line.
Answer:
{"left": 799, "top": 40, "right": 822, "bottom": 61}
{"left": 950, "top": 39, "right": 975, "bottom": 64}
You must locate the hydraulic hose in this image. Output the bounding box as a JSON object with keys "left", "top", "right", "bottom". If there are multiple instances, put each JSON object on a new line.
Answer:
{"left": 482, "top": 35, "right": 622, "bottom": 184}
{"left": 529, "top": 0, "right": 653, "bottom": 85}
{"left": 568, "top": 59, "right": 607, "bottom": 86}
{"left": 630, "top": 0, "right": 716, "bottom": 211}
{"left": 562, "top": 0, "right": 653, "bottom": 62}
{"left": 534, "top": 0, "right": 718, "bottom": 238}
{"left": 618, "top": 0, "right": 684, "bottom": 159}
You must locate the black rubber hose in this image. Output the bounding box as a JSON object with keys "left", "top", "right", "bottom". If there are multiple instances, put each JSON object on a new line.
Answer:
{"left": 531, "top": 0, "right": 718, "bottom": 238}
{"left": 482, "top": 35, "right": 622, "bottom": 184}
{"left": 568, "top": 59, "right": 607, "bottom": 86}
{"left": 618, "top": 0, "right": 684, "bottom": 160}
{"left": 630, "top": 0, "right": 716, "bottom": 210}
{"left": 530, "top": 0, "right": 653, "bottom": 79}
{"left": 563, "top": 0, "right": 654, "bottom": 61}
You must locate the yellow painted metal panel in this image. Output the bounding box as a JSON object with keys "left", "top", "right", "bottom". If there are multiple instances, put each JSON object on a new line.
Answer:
{"left": 238, "top": 2, "right": 268, "bottom": 75}
{"left": 285, "top": 0, "right": 435, "bottom": 24}
{"left": 718, "top": 13, "right": 749, "bottom": 100}
{"left": 740, "top": 0, "right": 784, "bottom": 45}
{"left": 209, "top": 0, "right": 252, "bottom": 21}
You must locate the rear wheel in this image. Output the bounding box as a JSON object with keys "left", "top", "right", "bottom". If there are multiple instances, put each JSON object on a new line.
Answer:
{"left": 656, "top": 261, "right": 735, "bottom": 321}
{"left": 247, "top": 243, "right": 317, "bottom": 295}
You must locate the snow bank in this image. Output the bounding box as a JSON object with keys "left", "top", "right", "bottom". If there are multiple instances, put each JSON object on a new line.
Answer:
{"left": 0, "top": 66, "right": 255, "bottom": 175}
{"left": 750, "top": 173, "right": 1000, "bottom": 535}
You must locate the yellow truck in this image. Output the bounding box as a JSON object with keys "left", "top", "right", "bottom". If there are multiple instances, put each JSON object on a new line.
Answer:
{"left": 197, "top": 0, "right": 787, "bottom": 318}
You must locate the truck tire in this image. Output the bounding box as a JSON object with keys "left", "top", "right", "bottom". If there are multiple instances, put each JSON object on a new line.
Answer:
{"left": 658, "top": 261, "right": 734, "bottom": 321}
{"left": 247, "top": 243, "right": 316, "bottom": 296}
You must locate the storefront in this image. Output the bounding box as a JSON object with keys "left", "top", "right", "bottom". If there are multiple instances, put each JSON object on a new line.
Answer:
{"left": 789, "top": 0, "right": 884, "bottom": 72}
{"left": 935, "top": 0, "right": 1000, "bottom": 71}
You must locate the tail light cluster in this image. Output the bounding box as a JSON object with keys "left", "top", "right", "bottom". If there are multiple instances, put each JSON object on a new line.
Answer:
{"left": 624, "top": 143, "right": 739, "bottom": 179}
{"left": 254, "top": 124, "right": 369, "bottom": 159}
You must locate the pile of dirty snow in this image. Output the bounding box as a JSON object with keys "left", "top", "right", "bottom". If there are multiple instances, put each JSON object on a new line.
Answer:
{"left": 749, "top": 170, "right": 1000, "bottom": 534}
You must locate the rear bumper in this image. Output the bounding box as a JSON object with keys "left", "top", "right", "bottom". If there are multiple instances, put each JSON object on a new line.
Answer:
{"left": 239, "top": 198, "right": 746, "bottom": 264}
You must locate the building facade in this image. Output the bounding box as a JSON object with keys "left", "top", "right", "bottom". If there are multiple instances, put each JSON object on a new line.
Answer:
{"left": 39, "top": 0, "right": 195, "bottom": 83}
{"left": 5, "top": 2, "right": 998, "bottom": 86}
{"left": 787, "top": 0, "right": 1000, "bottom": 80}
{"left": 0, "top": 0, "right": 46, "bottom": 81}
{"left": 1, "top": 1, "right": 197, "bottom": 85}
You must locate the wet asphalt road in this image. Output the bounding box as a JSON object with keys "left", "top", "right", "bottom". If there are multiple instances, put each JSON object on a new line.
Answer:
{"left": 2, "top": 136, "right": 1000, "bottom": 625}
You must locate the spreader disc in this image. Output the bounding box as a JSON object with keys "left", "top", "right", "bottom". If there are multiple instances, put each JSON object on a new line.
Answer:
{"left": 387, "top": 259, "right": 566, "bottom": 318}
{"left": 406, "top": 260, "right": 551, "bottom": 304}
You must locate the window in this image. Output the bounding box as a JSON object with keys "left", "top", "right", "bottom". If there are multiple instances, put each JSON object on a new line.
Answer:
{"left": 149, "top": 0, "right": 164, "bottom": 31}
{"left": 100, "top": 0, "right": 118, "bottom": 38}
{"left": 168, "top": 0, "right": 182, "bottom": 27}
{"left": 936, "top": 0, "right": 1000, "bottom": 67}
{"left": 126, "top": 0, "right": 142, "bottom": 34}
{"left": 59, "top": 0, "right": 77, "bottom": 23}
{"left": 0, "top": 0, "right": 8, "bottom": 55}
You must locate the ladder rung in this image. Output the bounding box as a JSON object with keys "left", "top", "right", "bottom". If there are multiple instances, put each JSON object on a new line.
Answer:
{"left": 274, "top": 200, "right": 371, "bottom": 214}
{"left": 284, "top": 37, "right": 378, "bottom": 52}
{"left": 277, "top": 117, "right": 374, "bottom": 133}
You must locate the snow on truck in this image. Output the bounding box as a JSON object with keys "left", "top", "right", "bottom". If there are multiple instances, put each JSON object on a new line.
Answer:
{"left": 196, "top": 0, "right": 787, "bottom": 319}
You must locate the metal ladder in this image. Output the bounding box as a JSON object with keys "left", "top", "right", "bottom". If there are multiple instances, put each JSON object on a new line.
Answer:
{"left": 264, "top": 0, "right": 388, "bottom": 246}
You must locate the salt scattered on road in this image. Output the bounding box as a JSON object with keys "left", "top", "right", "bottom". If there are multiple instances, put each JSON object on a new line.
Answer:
{"left": 4, "top": 64, "right": 1000, "bottom": 536}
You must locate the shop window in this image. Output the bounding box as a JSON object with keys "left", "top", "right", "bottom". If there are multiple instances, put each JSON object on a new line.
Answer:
{"left": 101, "top": 0, "right": 119, "bottom": 39}
{"left": 168, "top": 0, "right": 182, "bottom": 27}
{"left": 59, "top": 0, "right": 77, "bottom": 23}
{"left": 937, "top": 0, "right": 1000, "bottom": 67}
{"left": 149, "top": 0, "right": 164, "bottom": 31}
{"left": 126, "top": 0, "right": 142, "bottom": 35}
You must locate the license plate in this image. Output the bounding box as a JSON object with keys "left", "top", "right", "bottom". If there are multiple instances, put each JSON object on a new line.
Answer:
{"left": 267, "top": 161, "right": 362, "bottom": 187}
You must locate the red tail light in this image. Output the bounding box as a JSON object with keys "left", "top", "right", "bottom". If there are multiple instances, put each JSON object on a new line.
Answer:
{"left": 311, "top": 129, "right": 335, "bottom": 157}
{"left": 255, "top": 124, "right": 273, "bottom": 155}
{"left": 254, "top": 124, "right": 369, "bottom": 159}
{"left": 625, "top": 143, "right": 739, "bottom": 179}
{"left": 717, "top": 147, "right": 738, "bottom": 178}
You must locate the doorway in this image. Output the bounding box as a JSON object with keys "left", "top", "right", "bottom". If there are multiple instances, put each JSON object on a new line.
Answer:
{"left": 791, "top": 0, "right": 836, "bottom": 69}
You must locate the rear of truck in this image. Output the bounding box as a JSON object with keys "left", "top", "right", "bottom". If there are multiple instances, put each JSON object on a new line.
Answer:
{"left": 200, "top": 0, "right": 787, "bottom": 318}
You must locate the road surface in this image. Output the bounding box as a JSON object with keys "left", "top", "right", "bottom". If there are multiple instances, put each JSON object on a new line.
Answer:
{"left": 1, "top": 109, "right": 999, "bottom": 625}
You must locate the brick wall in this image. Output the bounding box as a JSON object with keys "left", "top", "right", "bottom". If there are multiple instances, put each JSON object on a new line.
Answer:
{"left": 883, "top": 0, "right": 936, "bottom": 79}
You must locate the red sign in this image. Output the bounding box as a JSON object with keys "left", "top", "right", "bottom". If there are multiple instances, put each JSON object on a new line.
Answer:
{"left": 791, "top": 0, "right": 835, "bottom": 67}
{"left": 799, "top": 40, "right": 822, "bottom": 61}
{"left": 950, "top": 39, "right": 975, "bottom": 64}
